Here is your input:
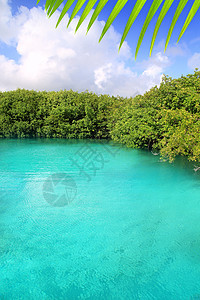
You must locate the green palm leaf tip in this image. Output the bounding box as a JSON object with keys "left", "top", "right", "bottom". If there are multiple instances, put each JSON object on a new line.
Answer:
{"left": 76, "top": 0, "right": 98, "bottom": 32}
{"left": 45, "top": 0, "right": 55, "bottom": 11}
{"left": 177, "top": 0, "right": 200, "bottom": 43}
{"left": 48, "top": 0, "right": 65, "bottom": 17}
{"left": 67, "top": 0, "right": 88, "bottom": 27}
{"left": 99, "top": 0, "right": 129, "bottom": 42}
{"left": 135, "top": 0, "right": 163, "bottom": 59}
{"left": 119, "top": 0, "right": 147, "bottom": 51}
{"left": 56, "top": 0, "right": 76, "bottom": 27}
{"left": 165, "top": 0, "right": 188, "bottom": 52}
{"left": 87, "top": 0, "right": 109, "bottom": 33}
{"left": 150, "top": 0, "right": 174, "bottom": 56}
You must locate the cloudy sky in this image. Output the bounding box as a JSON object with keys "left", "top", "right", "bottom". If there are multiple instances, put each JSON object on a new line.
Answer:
{"left": 0, "top": 0, "right": 200, "bottom": 97}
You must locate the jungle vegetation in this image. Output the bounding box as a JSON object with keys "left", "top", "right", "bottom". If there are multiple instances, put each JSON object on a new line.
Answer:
{"left": 0, "top": 70, "right": 200, "bottom": 162}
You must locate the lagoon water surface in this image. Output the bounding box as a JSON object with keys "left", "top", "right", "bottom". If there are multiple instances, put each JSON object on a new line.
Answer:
{"left": 0, "top": 139, "right": 200, "bottom": 299}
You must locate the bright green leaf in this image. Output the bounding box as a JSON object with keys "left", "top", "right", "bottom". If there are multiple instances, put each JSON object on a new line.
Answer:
{"left": 165, "top": 0, "right": 188, "bottom": 51}
{"left": 68, "top": 0, "right": 87, "bottom": 27}
{"left": 150, "top": 0, "right": 174, "bottom": 56}
{"left": 87, "top": 0, "right": 109, "bottom": 33}
{"left": 76, "top": 0, "right": 97, "bottom": 32}
{"left": 56, "top": 0, "right": 76, "bottom": 28}
{"left": 99, "top": 0, "right": 129, "bottom": 42}
{"left": 177, "top": 0, "right": 200, "bottom": 43}
{"left": 48, "top": 0, "right": 64, "bottom": 17}
{"left": 45, "top": 0, "right": 54, "bottom": 11}
{"left": 38, "top": 0, "right": 199, "bottom": 58}
{"left": 135, "top": 0, "right": 163, "bottom": 59}
{"left": 119, "top": 0, "right": 147, "bottom": 50}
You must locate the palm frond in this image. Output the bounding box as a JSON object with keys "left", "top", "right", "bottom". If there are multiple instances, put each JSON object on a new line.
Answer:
{"left": 37, "top": 0, "right": 199, "bottom": 58}
{"left": 177, "top": 0, "right": 200, "bottom": 43}
{"left": 150, "top": 0, "right": 174, "bottom": 56}
{"left": 87, "top": 0, "right": 109, "bottom": 32}
{"left": 135, "top": 0, "right": 163, "bottom": 59}
{"left": 119, "top": 0, "right": 147, "bottom": 51}
{"left": 99, "top": 0, "right": 129, "bottom": 42}
{"left": 75, "top": 0, "right": 97, "bottom": 32}
{"left": 165, "top": 0, "right": 188, "bottom": 51}
{"left": 67, "top": 0, "right": 88, "bottom": 27}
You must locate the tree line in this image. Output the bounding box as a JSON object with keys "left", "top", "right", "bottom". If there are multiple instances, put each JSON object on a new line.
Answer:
{"left": 1, "top": 70, "right": 200, "bottom": 162}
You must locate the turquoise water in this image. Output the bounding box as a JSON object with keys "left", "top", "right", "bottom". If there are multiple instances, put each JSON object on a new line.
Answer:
{"left": 0, "top": 139, "right": 200, "bottom": 299}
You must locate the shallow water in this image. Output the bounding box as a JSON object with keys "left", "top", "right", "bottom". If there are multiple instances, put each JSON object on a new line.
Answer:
{"left": 0, "top": 139, "right": 200, "bottom": 299}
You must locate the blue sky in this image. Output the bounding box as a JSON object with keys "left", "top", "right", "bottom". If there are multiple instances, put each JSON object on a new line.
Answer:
{"left": 0, "top": 0, "right": 200, "bottom": 96}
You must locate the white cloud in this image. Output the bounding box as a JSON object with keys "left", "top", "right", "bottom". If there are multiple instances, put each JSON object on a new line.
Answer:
{"left": 0, "top": 0, "right": 13, "bottom": 43}
{"left": 152, "top": 39, "right": 188, "bottom": 58}
{"left": 94, "top": 63, "right": 113, "bottom": 89}
{"left": 0, "top": 0, "right": 170, "bottom": 97}
{"left": 165, "top": 44, "right": 187, "bottom": 57}
{"left": 137, "top": 52, "right": 170, "bottom": 90}
{"left": 0, "top": 0, "right": 29, "bottom": 44}
{"left": 188, "top": 52, "right": 200, "bottom": 70}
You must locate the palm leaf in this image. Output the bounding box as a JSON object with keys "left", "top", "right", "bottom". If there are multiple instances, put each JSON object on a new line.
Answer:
{"left": 38, "top": 0, "right": 198, "bottom": 58}
{"left": 135, "top": 0, "right": 163, "bottom": 58}
{"left": 75, "top": 0, "right": 97, "bottom": 32}
{"left": 150, "top": 0, "right": 174, "bottom": 56}
{"left": 87, "top": 0, "right": 109, "bottom": 33}
{"left": 99, "top": 0, "right": 129, "bottom": 42}
{"left": 119, "top": 0, "right": 147, "bottom": 50}
{"left": 177, "top": 0, "right": 200, "bottom": 43}
{"left": 45, "top": 0, "right": 55, "bottom": 11}
{"left": 56, "top": 0, "right": 76, "bottom": 27}
{"left": 67, "top": 0, "right": 88, "bottom": 27}
{"left": 165, "top": 0, "right": 188, "bottom": 51}
{"left": 48, "top": 0, "right": 65, "bottom": 17}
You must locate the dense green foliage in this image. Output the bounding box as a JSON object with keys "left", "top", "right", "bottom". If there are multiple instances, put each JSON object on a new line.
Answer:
{"left": 0, "top": 89, "right": 118, "bottom": 139}
{"left": 109, "top": 70, "right": 200, "bottom": 162}
{"left": 1, "top": 70, "right": 200, "bottom": 162}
